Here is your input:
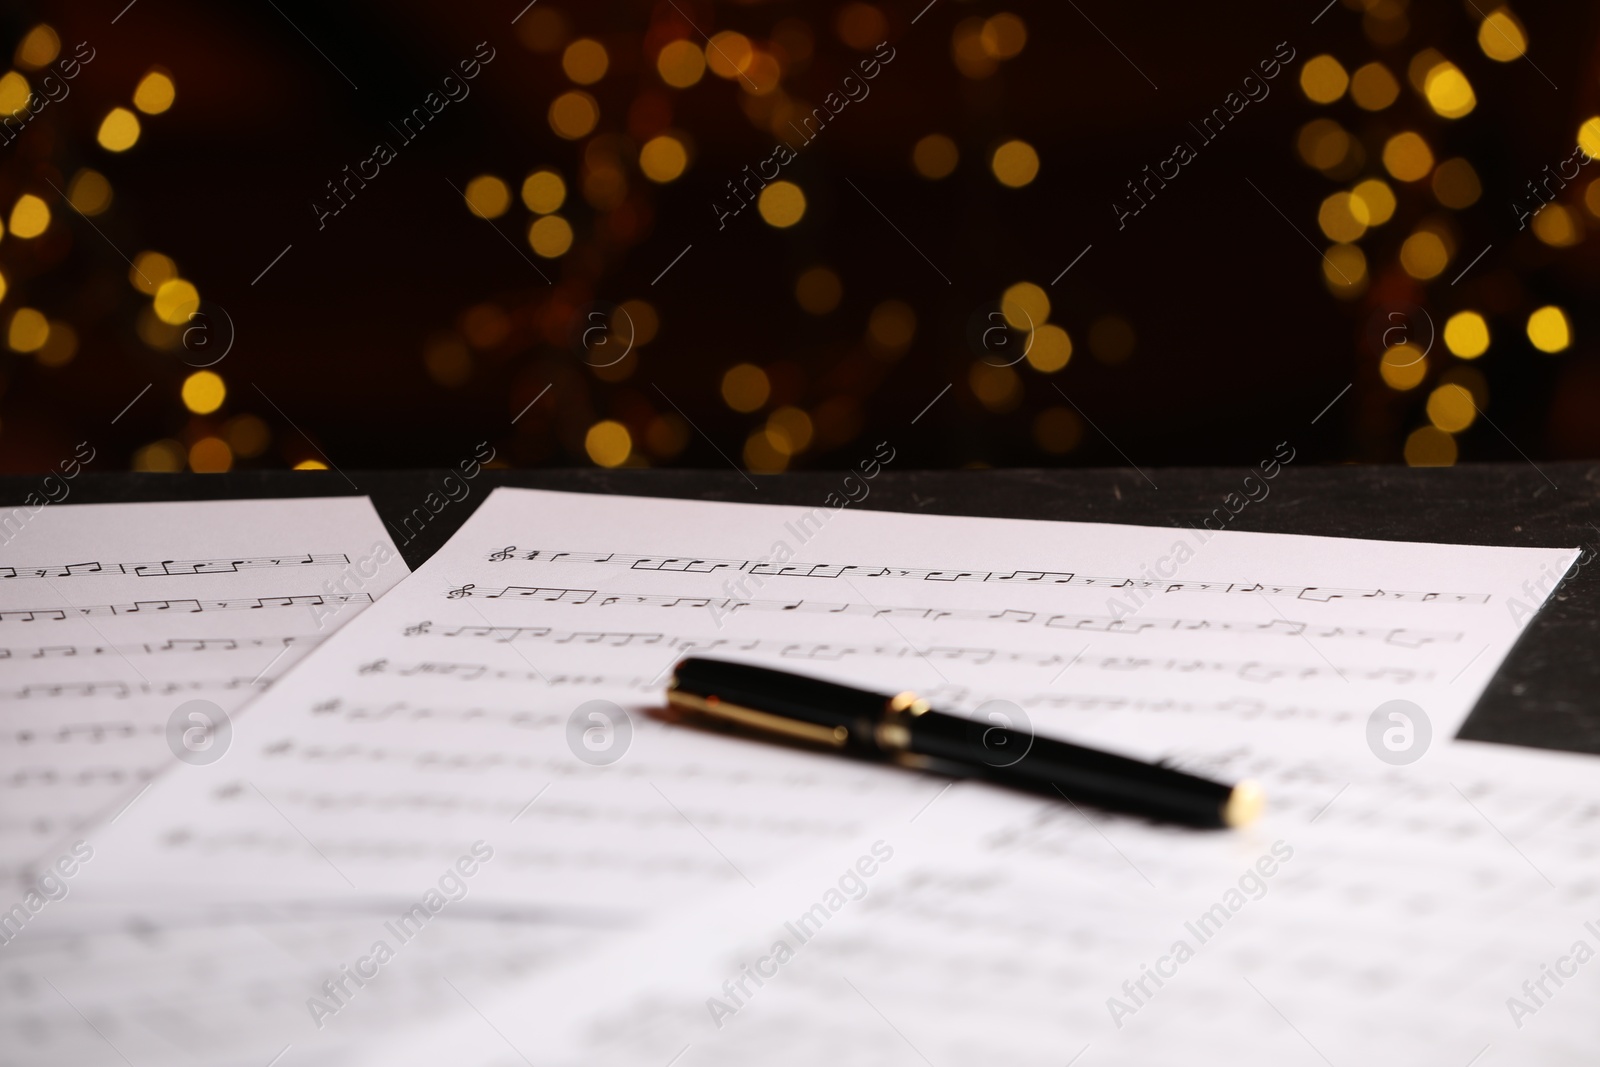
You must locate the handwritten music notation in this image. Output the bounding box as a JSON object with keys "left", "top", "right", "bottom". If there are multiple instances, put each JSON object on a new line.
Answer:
{"left": 0, "top": 553, "right": 351, "bottom": 580}
{"left": 0, "top": 677, "right": 270, "bottom": 702}
{"left": 0, "top": 636, "right": 309, "bottom": 660}
{"left": 0, "top": 593, "right": 372, "bottom": 623}
{"left": 1, "top": 721, "right": 155, "bottom": 746}
{"left": 914, "top": 685, "right": 1361, "bottom": 725}
{"left": 378, "top": 629, "right": 1433, "bottom": 684}
{"left": 481, "top": 547, "right": 1492, "bottom": 604}
{"left": 433, "top": 586, "right": 1464, "bottom": 647}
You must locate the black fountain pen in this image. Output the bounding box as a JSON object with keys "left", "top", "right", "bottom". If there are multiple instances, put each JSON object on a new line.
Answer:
{"left": 667, "top": 658, "right": 1264, "bottom": 829}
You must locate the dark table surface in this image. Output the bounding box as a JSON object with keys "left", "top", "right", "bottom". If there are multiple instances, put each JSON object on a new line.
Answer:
{"left": 4, "top": 464, "right": 1597, "bottom": 756}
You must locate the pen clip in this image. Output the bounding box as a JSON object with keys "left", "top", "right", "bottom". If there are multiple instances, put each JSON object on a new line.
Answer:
{"left": 666, "top": 681, "right": 852, "bottom": 749}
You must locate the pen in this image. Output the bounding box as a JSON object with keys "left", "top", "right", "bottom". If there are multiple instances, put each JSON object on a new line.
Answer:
{"left": 666, "top": 657, "right": 1264, "bottom": 829}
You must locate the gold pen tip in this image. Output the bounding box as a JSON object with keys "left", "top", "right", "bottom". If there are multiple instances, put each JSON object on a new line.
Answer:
{"left": 1223, "top": 780, "right": 1266, "bottom": 828}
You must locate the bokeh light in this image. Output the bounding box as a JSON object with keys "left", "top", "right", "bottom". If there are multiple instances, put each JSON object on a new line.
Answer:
{"left": 722, "top": 363, "right": 771, "bottom": 412}
{"left": 562, "top": 38, "right": 608, "bottom": 84}
{"left": 522, "top": 170, "right": 566, "bottom": 213}
{"left": 657, "top": 39, "right": 706, "bottom": 88}
{"left": 1300, "top": 55, "right": 1349, "bottom": 103}
{"left": 991, "top": 140, "right": 1039, "bottom": 187}
{"left": 1026, "top": 324, "right": 1073, "bottom": 373}
{"left": 1478, "top": 8, "right": 1528, "bottom": 61}
{"left": 549, "top": 91, "right": 599, "bottom": 139}
{"left": 527, "top": 215, "right": 574, "bottom": 258}
{"left": 1443, "top": 311, "right": 1490, "bottom": 359}
{"left": 133, "top": 70, "right": 175, "bottom": 114}
{"left": 8, "top": 194, "right": 49, "bottom": 239}
{"left": 796, "top": 266, "right": 842, "bottom": 315}
{"left": 1405, "top": 425, "right": 1457, "bottom": 466}
{"left": 463, "top": 175, "right": 511, "bottom": 218}
{"left": 1350, "top": 62, "right": 1399, "bottom": 110}
{"left": 912, "top": 134, "right": 959, "bottom": 179}
{"left": 1426, "top": 384, "right": 1477, "bottom": 433}
{"left": 585, "top": 420, "right": 632, "bottom": 467}
{"left": 181, "top": 370, "right": 226, "bottom": 414}
{"left": 1382, "top": 132, "right": 1434, "bottom": 182}
{"left": 758, "top": 181, "right": 806, "bottom": 227}
{"left": 1526, "top": 306, "right": 1571, "bottom": 353}
{"left": 639, "top": 135, "right": 689, "bottom": 183}
{"left": 1000, "top": 281, "right": 1049, "bottom": 330}
{"left": 97, "top": 108, "right": 141, "bottom": 152}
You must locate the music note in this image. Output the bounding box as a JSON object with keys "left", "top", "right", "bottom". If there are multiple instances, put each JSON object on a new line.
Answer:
{"left": 447, "top": 584, "right": 476, "bottom": 599}
{"left": 489, "top": 546, "right": 517, "bottom": 562}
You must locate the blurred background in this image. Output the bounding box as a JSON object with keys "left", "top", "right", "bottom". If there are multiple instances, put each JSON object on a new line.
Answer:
{"left": 0, "top": 0, "right": 1597, "bottom": 475}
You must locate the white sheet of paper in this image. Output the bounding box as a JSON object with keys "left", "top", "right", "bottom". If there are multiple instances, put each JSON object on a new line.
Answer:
{"left": 358, "top": 723, "right": 1600, "bottom": 1066}
{"left": 28, "top": 488, "right": 1578, "bottom": 1065}
{"left": 0, "top": 497, "right": 406, "bottom": 887}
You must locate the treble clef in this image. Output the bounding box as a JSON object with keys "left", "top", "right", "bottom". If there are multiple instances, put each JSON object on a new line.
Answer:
{"left": 403, "top": 620, "right": 432, "bottom": 636}
{"left": 489, "top": 546, "right": 517, "bottom": 562}
{"left": 447, "top": 583, "right": 476, "bottom": 599}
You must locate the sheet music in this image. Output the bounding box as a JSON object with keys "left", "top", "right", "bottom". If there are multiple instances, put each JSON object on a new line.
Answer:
{"left": 31, "top": 488, "right": 1576, "bottom": 1065}
{"left": 0, "top": 497, "right": 407, "bottom": 887}
{"left": 355, "top": 723, "right": 1600, "bottom": 1066}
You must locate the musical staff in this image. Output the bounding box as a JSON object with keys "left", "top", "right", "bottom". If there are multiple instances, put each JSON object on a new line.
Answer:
{"left": 0, "top": 677, "right": 270, "bottom": 701}
{"left": 391, "top": 628, "right": 1432, "bottom": 684}
{"left": 0, "top": 593, "right": 372, "bottom": 623}
{"left": 0, "top": 552, "right": 351, "bottom": 580}
{"left": 481, "top": 547, "right": 1491, "bottom": 603}
{"left": 431, "top": 586, "right": 1464, "bottom": 646}
{"left": 0, "top": 636, "right": 310, "bottom": 660}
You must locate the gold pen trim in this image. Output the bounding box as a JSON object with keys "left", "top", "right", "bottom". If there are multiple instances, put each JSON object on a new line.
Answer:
{"left": 667, "top": 689, "right": 851, "bottom": 749}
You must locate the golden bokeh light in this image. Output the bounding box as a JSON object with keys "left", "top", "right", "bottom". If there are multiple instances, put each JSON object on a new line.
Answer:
{"left": 991, "top": 140, "right": 1039, "bottom": 187}
{"left": 0, "top": 271, "right": 8, "bottom": 304}
{"left": 744, "top": 429, "right": 789, "bottom": 474}
{"left": 706, "top": 31, "right": 755, "bottom": 79}
{"left": 639, "top": 134, "right": 689, "bottom": 183}
{"left": 133, "top": 70, "right": 176, "bottom": 115}
{"left": 226, "top": 414, "right": 271, "bottom": 458}
{"left": 1578, "top": 118, "right": 1600, "bottom": 160}
{"left": 657, "top": 39, "right": 706, "bottom": 88}
{"left": 1350, "top": 62, "right": 1399, "bottom": 110}
{"left": 616, "top": 299, "right": 658, "bottom": 346}
{"left": 1322, "top": 243, "right": 1367, "bottom": 297}
{"left": 7, "top": 308, "right": 48, "bottom": 352}
{"left": 1423, "top": 62, "right": 1475, "bottom": 119}
{"left": 8, "top": 194, "right": 49, "bottom": 239}
{"left": 67, "top": 169, "right": 112, "bottom": 216}
{"left": 1479, "top": 8, "right": 1527, "bottom": 62}
{"left": 868, "top": 299, "right": 916, "bottom": 353}
{"left": 1531, "top": 204, "right": 1582, "bottom": 247}
{"left": 757, "top": 181, "right": 806, "bottom": 227}
{"left": 1426, "top": 384, "right": 1476, "bottom": 433}
{"left": 0, "top": 72, "right": 29, "bottom": 114}
{"left": 515, "top": 6, "right": 568, "bottom": 53}
{"left": 1443, "top": 311, "right": 1490, "bottom": 359}
{"left": 980, "top": 13, "right": 1027, "bottom": 59}
{"left": 1299, "top": 55, "right": 1349, "bottom": 103}
{"left": 527, "top": 215, "right": 574, "bottom": 258}
{"left": 293, "top": 459, "right": 330, "bottom": 471}
{"left": 969, "top": 362, "right": 1021, "bottom": 412}
{"left": 463, "top": 174, "right": 511, "bottom": 218}
{"left": 1431, "top": 158, "right": 1481, "bottom": 208}
{"left": 912, "top": 133, "right": 959, "bottom": 179}
{"left": 36, "top": 321, "right": 76, "bottom": 367}
{"left": 522, "top": 170, "right": 566, "bottom": 213}
{"left": 1297, "top": 119, "right": 1352, "bottom": 172}
{"left": 795, "top": 266, "right": 842, "bottom": 315}
{"left": 1526, "top": 306, "right": 1571, "bottom": 353}
{"left": 562, "top": 38, "right": 608, "bottom": 84}
{"left": 15, "top": 24, "right": 59, "bottom": 69}
{"left": 1405, "top": 425, "right": 1457, "bottom": 466}
{"left": 1380, "top": 344, "right": 1427, "bottom": 390}
{"left": 1318, "top": 191, "right": 1367, "bottom": 243}
{"left": 131, "top": 251, "right": 177, "bottom": 295}
{"left": 1351, "top": 178, "right": 1396, "bottom": 225}
{"left": 740, "top": 49, "right": 781, "bottom": 95}
{"left": 1587, "top": 180, "right": 1600, "bottom": 219}
{"left": 836, "top": 4, "right": 888, "bottom": 50}
{"left": 1033, "top": 406, "right": 1083, "bottom": 454}
{"left": 951, "top": 18, "right": 996, "bottom": 79}
{"left": 97, "top": 107, "right": 142, "bottom": 152}
{"left": 1400, "top": 230, "right": 1449, "bottom": 280}
{"left": 765, "top": 406, "right": 814, "bottom": 454}
{"left": 424, "top": 336, "right": 470, "bottom": 386}
{"left": 1026, "top": 324, "right": 1073, "bottom": 373}
{"left": 585, "top": 420, "right": 632, "bottom": 467}
{"left": 1000, "top": 281, "right": 1049, "bottom": 330}
{"left": 134, "top": 440, "right": 186, "bottom": 472}
{"left": 181, "top": 370, "right": 226, "bottom": 415}
{"left": 1382, "top": 132, "right": 1434, "bottom": 181}
{"left": 548, "top": 91, "right": 599, "bottom": 139}
{"left": 188, "top": 437, "right": 233, "bottom": 474}
{"left": 722, "top": 363, "right": 771, "bottom": 412}
{"left": 154, "top": 278, "right": 200, "bottom": 324}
